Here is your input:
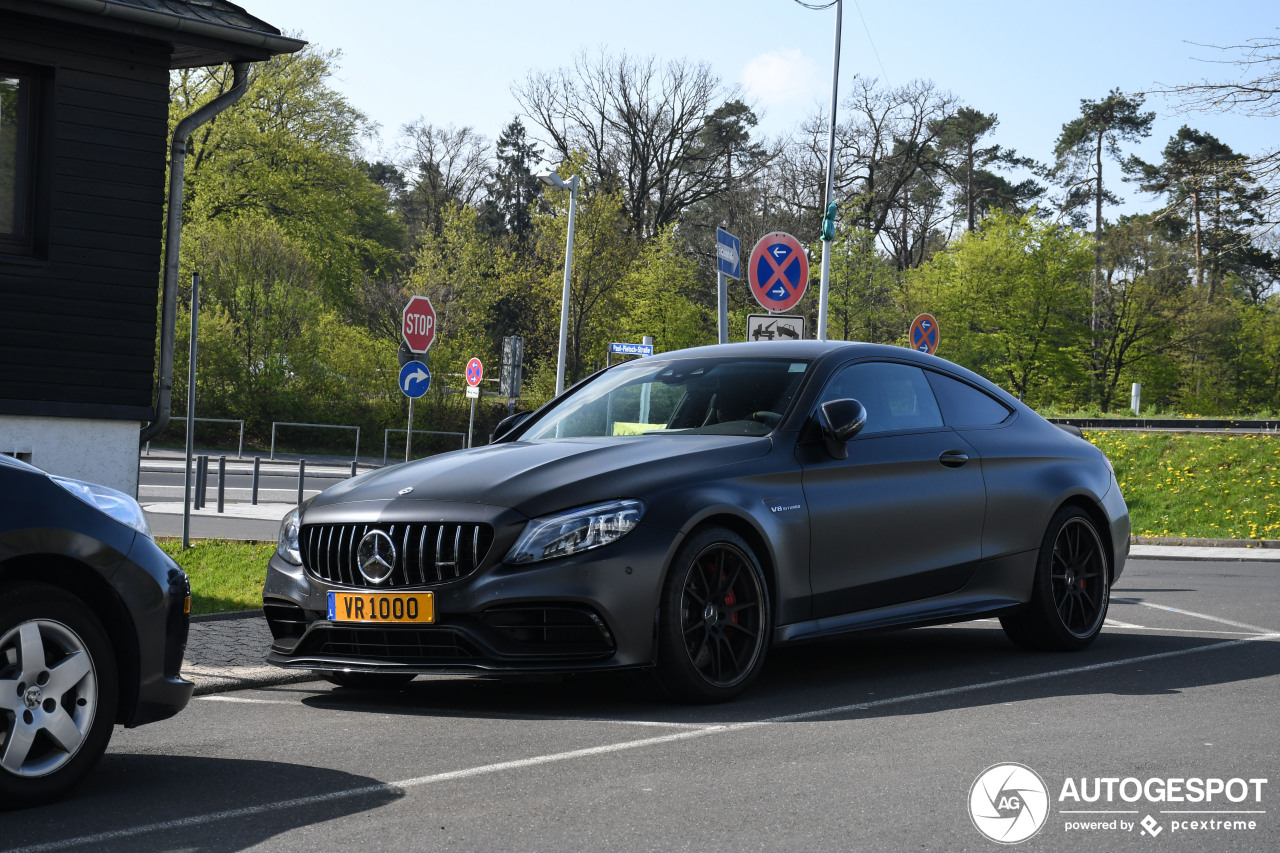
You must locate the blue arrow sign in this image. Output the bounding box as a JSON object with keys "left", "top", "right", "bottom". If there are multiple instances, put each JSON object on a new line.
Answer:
{"left": 716, "top": 227, "right": 741, "bottom": 279}
{"left": 399, "top": 360, "right": 431, "bottom": 398}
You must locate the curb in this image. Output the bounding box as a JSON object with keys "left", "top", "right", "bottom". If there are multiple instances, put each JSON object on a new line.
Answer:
{"left": 1131, "top": 536, "right": 1280, "bottom": 549}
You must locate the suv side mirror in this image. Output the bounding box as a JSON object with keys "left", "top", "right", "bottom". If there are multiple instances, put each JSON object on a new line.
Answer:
{"left": 492, "top": 410, "right": 532, "bottom": 443}
{"left": 819, "top": 398, "right": 867, "bottom": 460}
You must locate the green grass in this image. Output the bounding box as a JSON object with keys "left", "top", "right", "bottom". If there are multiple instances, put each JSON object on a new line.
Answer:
{"left": 158, "top": 539, "right": 275, "bottom": 614}
{"left": 1086, "top": 431, "right": 1280, "bottom": 540}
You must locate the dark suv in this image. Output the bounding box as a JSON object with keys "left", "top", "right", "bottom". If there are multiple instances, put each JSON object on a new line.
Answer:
{"left": 0, "top": 455, "right": 193, "bottom": 807}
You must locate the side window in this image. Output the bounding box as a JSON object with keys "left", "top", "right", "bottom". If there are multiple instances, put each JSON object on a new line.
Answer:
{"left": 819, "top": 362, "right": 943, "bottom": 434}
{"left": 926, "top": 371, "right": 1011, "bottom": 426}
{"left": 0, "top": 65, "right": 37, "bottom": 255}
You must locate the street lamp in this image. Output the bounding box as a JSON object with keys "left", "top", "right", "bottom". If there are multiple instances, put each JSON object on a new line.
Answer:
{"left": 540, "top": 170, "right": 579, "bottom": 395}
{"left": 816, "top": 0, "right": 842, "bottom": 341}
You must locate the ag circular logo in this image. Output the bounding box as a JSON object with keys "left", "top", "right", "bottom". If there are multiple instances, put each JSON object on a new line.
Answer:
{"left": 969, "top": 763, "right": 1050, "bottom": 844}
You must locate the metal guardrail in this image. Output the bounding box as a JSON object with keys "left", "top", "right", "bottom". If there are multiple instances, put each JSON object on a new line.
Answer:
{"left": 383, "top": 429, "right": 466, "bottom": 465}
{"left": 1048, "top": 418, "right": 1280, "bottom": 432}
{"left": 146, "top": 417, "right": 245, "bottom": 457}
{"left": 270, "top": 421, "right": 360, "bottom": 464}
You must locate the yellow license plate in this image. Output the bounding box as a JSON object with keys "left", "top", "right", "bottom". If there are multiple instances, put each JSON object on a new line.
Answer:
{"left": 327, "top": 592, "right": 434, "bottom": 624}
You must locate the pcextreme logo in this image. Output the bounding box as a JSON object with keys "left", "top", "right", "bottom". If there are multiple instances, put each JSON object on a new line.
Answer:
{"left": 969, "top": 764, "right": 1270, "bottom": 844}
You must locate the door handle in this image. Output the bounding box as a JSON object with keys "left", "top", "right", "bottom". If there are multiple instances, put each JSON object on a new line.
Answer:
{"left": 939, "top": 450, "right": 969, "bottom": 468}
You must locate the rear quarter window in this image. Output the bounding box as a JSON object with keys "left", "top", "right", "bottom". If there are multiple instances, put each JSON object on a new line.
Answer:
{"left": 925, "top": 371, "right": 1011, "bottom": 427}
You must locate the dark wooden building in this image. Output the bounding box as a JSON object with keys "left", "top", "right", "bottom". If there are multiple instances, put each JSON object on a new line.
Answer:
{"left": 0, "top": 0, "right": 301, "bottom": 493}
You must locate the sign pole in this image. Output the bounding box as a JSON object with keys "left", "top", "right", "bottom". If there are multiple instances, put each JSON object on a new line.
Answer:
{"left": 405, "top": 397, "right": 413, "bottom": 462}
{"left": 182, "top": 272, "right": 199, "bottom": 550}
{"left": 717, "top": 270, "right": 728, "bottom": 344}
{"left": 467, "top": 396, "right": 476, "bottom": 448}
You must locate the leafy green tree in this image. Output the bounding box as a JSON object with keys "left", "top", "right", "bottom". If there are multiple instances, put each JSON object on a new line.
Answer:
{"left": 934, "top": 107, "right": 1042, "bottom": 231}
{"left": 908, "top": 210, "right": 1091, "bottom": 404}
{"left": 171, "top": 48, "right": 403, "bottom": 311}
{"left": 825, "top": 224, "right": 905, "bottom": 343}
{"left": 479, "top": 117, "right": 543, "bottom": 245}
{"left": 1094, "top": 216, "right": 1198, "bottom": 411}
{"left": 532, "top": 157, "right": 641, "bottom": 382}
{"left": 1126, "top": 126, "right": 1268, "bottom": 299}
{"left": 1050, "top": 90, "right": 1154, "bottom": 320}
{"left": 618, "top": 226, "right": 710, "bottom": 352}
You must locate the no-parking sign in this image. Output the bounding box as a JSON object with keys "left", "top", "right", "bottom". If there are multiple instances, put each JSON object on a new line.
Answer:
{"left": 747, "top": 232, "right": 809, "bottom": 313}
{"left": 910, "top": 313, "right": 939, "bottom": 354}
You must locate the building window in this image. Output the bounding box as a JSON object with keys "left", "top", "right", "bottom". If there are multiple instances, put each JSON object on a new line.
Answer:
{"left": 1, "top": 66, "right": 36, "bottom": 254}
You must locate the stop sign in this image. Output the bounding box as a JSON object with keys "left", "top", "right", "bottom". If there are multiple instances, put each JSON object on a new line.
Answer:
{"left": 402, "top": 295, "right": 436, "bottom": 353}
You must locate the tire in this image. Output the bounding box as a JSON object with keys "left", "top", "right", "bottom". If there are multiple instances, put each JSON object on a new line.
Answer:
{"left": 320, "top": 671, "right": 416, "bottom": 690}
{"left": 0, "top": 583, "right": 119, "bottom": 809}
{"left": 1001, "top": 506, "right": 1111, "bottom": 652}
{"left": 653, "top": 527, "right": 771, "bottom": 703}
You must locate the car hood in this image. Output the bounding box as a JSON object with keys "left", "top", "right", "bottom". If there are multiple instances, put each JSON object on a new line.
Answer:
{"left": 311, "top": 435, "right": 773, "bottom": 518}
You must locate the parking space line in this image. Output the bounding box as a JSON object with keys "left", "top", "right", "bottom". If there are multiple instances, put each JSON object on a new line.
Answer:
{"left": 19, "top": 630, "right": 1280, "bottom": 853}
{"left": 765, "top": 632, "right": 1280, "bottom": 724}
{"left": 1118, "top": 600, "right": 1275, "bottom": 634}
{"left": 198, "top": 696, "right": 298, "bottom": 706}
{"left": 1104, "top": 618, "right": 1146, "bottom": 629}
{"left": 1107, "top": 626, "right": 1261, "bottom": 636}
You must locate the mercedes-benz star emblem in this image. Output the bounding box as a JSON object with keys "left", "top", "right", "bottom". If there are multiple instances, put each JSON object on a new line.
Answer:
{"left": 398, "top": 487, "right": 414, "bottom": 495}
{"left": 356, "top": 530, "right": 397, "bottom": 584}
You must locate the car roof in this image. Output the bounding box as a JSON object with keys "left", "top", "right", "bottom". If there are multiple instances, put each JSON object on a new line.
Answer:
{"left": 648, "top": 341, "right": 1022, "bottom": 409}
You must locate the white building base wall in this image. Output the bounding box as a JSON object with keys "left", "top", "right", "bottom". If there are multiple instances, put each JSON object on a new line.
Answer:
{"left": 0, "top": 415, "right": 140, "bottom": 496}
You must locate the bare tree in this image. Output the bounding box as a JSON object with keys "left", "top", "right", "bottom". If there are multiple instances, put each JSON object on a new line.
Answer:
{"left": 1157, "top": 36, "right": 1280, "bottom": 214}
{"left": 777, "top": 77, "right": 960, "bottom": 268}
{"left": 514, "top": 50, "right": 754, "bottom": 237}
{"left": 396, "top": 120, "right": 491, "bottom": 241}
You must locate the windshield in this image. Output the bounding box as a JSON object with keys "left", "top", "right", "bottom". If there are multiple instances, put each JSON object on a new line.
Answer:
{"left": 523, "top": 357, "right": 811, "bottom": 440}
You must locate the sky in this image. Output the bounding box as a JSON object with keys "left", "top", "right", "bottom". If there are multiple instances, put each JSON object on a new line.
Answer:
{"left": 243, "top": 0, "right": 1277, "bottom": 215}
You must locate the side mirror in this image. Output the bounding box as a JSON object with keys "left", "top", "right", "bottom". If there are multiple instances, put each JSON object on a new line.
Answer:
{"left": 492, "top": 410, "right": 532, "bottom": 443}
{"left": 819, "top": 398, "right": 867, "bottom": 460}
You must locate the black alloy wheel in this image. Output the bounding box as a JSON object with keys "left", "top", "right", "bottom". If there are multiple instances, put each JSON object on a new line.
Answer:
{"left": 654, "top": 527, "right": 770, "bottom": 703}
{"left": 1001, "top": 506, "right": 1111, "bottom": 651}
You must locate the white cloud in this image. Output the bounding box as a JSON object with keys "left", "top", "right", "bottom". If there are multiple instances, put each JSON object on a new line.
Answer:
{"left": 740, "top": 50, "right": 821, "bottom": 109}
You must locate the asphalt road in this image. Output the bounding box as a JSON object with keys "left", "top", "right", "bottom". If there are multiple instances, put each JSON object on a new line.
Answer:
{"left": 8, "top": 556, "right": 1279, "bottom": 852}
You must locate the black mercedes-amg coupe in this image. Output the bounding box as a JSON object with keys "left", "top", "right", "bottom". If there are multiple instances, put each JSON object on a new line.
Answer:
{"left": 263, "top": 341, "right": 1128, "bottom": 702}
{"left": 1, "top": 455, "right": 193, "bottom": 806}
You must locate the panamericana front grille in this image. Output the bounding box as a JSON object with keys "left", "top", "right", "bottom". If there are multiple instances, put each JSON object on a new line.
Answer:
{"left": 301, "top": 522, "right": 494, "bottom": 588}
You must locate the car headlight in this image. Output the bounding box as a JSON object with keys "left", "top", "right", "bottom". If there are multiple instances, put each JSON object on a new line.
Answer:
{"left": 277, "top": 506, "right": 302, "bottom": 565}
{"left": 505, "top": 499, "right": 645, "bottom": 565}
{"left": 51, "top": 475, "right": 152, "bottom": 538}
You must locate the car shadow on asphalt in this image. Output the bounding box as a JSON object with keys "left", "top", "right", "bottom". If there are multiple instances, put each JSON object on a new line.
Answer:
{"left": 293, "top": 623, "right": 1280, "bottom": 727}
{"left": 1, "top": 755, "right": 401, "bottom": 852}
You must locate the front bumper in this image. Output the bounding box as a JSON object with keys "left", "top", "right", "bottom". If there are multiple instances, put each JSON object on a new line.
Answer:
{"left": 121, "top": 537, "right": 194, "bottom": 726}
{"left": 263, "top": 522, "right": 680, "bottom": 675}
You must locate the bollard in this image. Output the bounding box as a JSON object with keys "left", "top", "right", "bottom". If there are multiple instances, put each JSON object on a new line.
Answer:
{"left": 297, "top": 458, "right": 305, "bottom": 506}
{"left": 251, "top": 456, "right": 261, "bottom": 505}
{"left": 196, "top": 455, "right": 208, "bottom": 510}
{"left": 350, "top": 459, "right": 358, "bottom": 478}
{"left": 216, "top": 455, "right": 226, "bottom": 514}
